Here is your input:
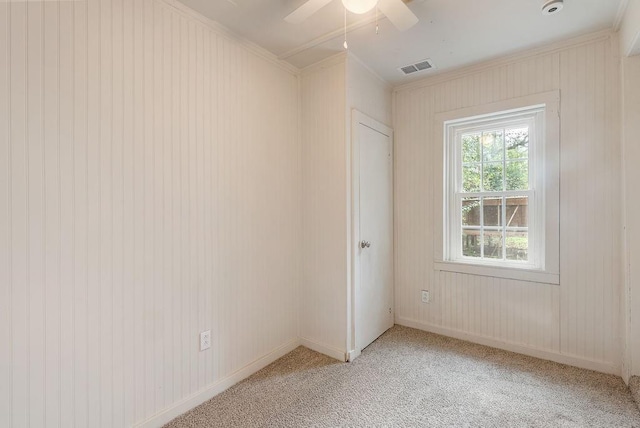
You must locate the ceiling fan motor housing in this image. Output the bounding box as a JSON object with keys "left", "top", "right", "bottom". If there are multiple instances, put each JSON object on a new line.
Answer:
{"left": 542, "top": 0, "right": 563, "bottom": 15}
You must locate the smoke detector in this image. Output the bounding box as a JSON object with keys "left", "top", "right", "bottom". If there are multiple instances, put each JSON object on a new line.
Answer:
{"left": 542, "top": 0, "right": 563, "bottom": 15}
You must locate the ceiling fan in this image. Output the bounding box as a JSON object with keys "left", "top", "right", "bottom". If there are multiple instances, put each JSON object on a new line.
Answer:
{"left": 285, "top": 0, "right": 419, "bottom": 32}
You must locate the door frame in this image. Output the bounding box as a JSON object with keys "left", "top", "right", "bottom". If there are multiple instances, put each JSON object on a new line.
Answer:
{"left": 347, "top": 109, "right": 394, "bottom": 361}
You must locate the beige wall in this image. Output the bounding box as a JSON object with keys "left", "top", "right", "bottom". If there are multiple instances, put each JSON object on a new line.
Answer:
{"left": 300, "top": 53, "right": 392, "bottom": 359}
{"left": 622, "top": 54, "right": 640, "bottom": 380}
{"left": 620, "top": 0, "right": 640, "bottom": 56}
{"left": 347, "top": 55, "right": 393, "bottom": 127}
{"left": 346, "top": 53, "right": 393, "bottom": 354}
{"left": 620, "top": 0, "right": 640, "bottom": 384}
{"left": 300, "top": 55, "right": 348, "bottom": 358}
{"left": 0, "top": 3, "right": 632, "bottom": 427}
{"left": 393, "top": 32, "right": 622, "bottom": 374}
{"left": 0, "top": 1, "right": 300, "bottom": 426}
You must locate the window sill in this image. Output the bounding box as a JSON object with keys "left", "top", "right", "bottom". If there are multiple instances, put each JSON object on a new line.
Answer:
{"left": 434, "top": 260, "right": 559, "bottom": 285}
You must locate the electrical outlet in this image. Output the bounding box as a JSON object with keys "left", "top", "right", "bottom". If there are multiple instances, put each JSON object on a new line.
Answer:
{"left": 200, "top": 330, "right": 211, "bottom": 351}
{"left": 421, "top": 290, "right": 430, "bottom": 303}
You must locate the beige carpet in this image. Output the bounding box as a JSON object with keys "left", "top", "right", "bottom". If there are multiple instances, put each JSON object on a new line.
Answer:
{"left": 166, "top": 326, "right": 640, "bottom": 427}
{"left": 632, "top": 376, "right": 640, "bottom": 411}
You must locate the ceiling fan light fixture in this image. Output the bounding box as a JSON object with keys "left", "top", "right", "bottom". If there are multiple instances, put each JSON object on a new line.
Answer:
{"left": 342, "top": 0, "right": 378, "bottom": 14}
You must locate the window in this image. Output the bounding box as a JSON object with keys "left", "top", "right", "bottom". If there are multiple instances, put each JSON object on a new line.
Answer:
{"left": 444, "top": 105, "right": 548, "bottom": 272}
{"left": 445, "top": 107, "right": 543, "bottom": 269}
{"left": 435, "top": 93, "right": 559, "bottom": 284}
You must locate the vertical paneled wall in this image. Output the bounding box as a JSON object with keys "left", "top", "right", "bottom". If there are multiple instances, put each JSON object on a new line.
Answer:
{"left": 0, "top": 0, "right": 300, "bottom": 426}
{"left": 346, "top": 55, "right": 392, "bottom": 127}
{"left": 394, "top": 34, "right": 622, "bottom": 373}
{"left": 300, "top": 53, "right": 391, "bottom": 359}
{"left": 300, "top": 57, "right": 348, "bottom": 356}
{"left": 622, "top": 54, "right": 640, "bottom": 379}
{"left": 299, "top": 53, "right": 393, "bottom": 358}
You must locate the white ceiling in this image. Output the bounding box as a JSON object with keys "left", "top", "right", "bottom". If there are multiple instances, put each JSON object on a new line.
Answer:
{"left": 178, "top": 0, "right": 624, "bottom": 84}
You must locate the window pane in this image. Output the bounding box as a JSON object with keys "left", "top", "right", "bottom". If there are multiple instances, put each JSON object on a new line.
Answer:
{"left": 483, "top": 197, "right": 502, "bottom": 227}
{"left": 462, "top": 198, "right": 481, "bottom": 226}
{"left": 506, "top": 196, "right": 528, "bottom": 228}
{"left": 463, "top": 165, "right": 481, "bottom": 192}
{"left": 483, "top": 230, "right": 503, "bottom": 259}
{"left": 506, "top": 161, "right": 529, "bottom": 191}
{"left": 483, "top": 163, "right": 503, "bottom": 191}
{"left": 462, "top": 229, "right": 481, "bottom": 258}
{"left": 482, "top": 130, "right": 504, "bottom": 162}
{"left": 462, "top": 134, "right": 481, "bottom": 163}
{"left": 506, "top": 231, "right": 528, "bottom": 261}
{"left": 506, "top": 127, "right": 529, "bottom": 160}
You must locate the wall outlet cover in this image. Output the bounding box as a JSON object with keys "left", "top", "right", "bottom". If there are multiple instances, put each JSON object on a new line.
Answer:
{"left": 421, "top": 290, "right": 430, "bottom": 303}
{"left": 200, "top": 330, "right": 211, "bottom": 351}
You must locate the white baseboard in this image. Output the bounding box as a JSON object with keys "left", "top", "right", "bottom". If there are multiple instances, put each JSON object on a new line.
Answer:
{"left": 346, "top": 348, "right": 361, "bottom": 362}
{"left": 134, "top": 338, "right": 301, "bottom": 428}
{"left": 396, "top": 317, "right": 620, "bottom": 376}
{"left": 299, "top": 337, "right": 347, "bottom": 362}
{"left": 133, "top": 322, "right": 619, "bottom": 427}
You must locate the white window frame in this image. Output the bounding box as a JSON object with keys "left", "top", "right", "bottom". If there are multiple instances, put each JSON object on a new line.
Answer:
{"left": 446, "top": 109, "right": 543, "bottom": 269}
{"left": 434, "top": 92, "right": 560, "bottom": 285}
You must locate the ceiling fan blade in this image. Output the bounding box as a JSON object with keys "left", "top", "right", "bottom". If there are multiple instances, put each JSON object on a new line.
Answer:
{"left": 285, "top": 0, "right": 334, "bottom": 24}
{"left": 377, "top": 0, "right": 419, "bottom": 31}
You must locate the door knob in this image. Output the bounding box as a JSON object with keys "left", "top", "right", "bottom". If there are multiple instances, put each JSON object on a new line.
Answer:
{"left": 360, "top": 240, "right": 371, "bottom": 249}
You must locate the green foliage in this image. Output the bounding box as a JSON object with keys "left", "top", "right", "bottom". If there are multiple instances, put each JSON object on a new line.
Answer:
{"left": 462, "top": 127, "right": 529, "bottom": 193}
{"left": 483, "top": 163, "right": 503, "bottom": 191}
{"left": 461, "top": 233, "right": 529, "bottom": 260}
{"left": 506, "top": 161, "right": 528, "bottom": 190}
{"left": 482, "top": 132, "right": 503, "bottom": 162}
{"left": 506, "top": 235, "right": 528, "bottom": 250}
{"left": 460, "top": 127, "right": 530, "bottom": 261}
{"left": 463, "top": 166, "right": 480, "bottom": 192}
{"left": 506, "top": 234, "right": 528, "bottom": 261}
{"left": 506, "top": 128, "right": 528, "bottom": 159}
{"left": 462, "top": 134, "right": 480, "bottom": 162}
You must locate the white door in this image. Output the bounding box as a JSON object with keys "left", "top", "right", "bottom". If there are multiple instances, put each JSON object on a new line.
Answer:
{"left": 355, "top": 113, "right": 393, "bottom": 353}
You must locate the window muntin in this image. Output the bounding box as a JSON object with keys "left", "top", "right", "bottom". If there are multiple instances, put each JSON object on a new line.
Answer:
{"left": 445, "top": 107, "right": 544, "bottom": 269}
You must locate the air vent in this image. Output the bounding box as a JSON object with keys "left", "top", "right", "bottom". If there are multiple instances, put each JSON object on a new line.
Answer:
{"left": 415, "top": 60, "right": 432, "bottom": 71}
{"left": 401, "top": 65, "right": 418, "bottom": 75}
{"left": 399, "top": 58, "right": 435, "bottom": 76}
